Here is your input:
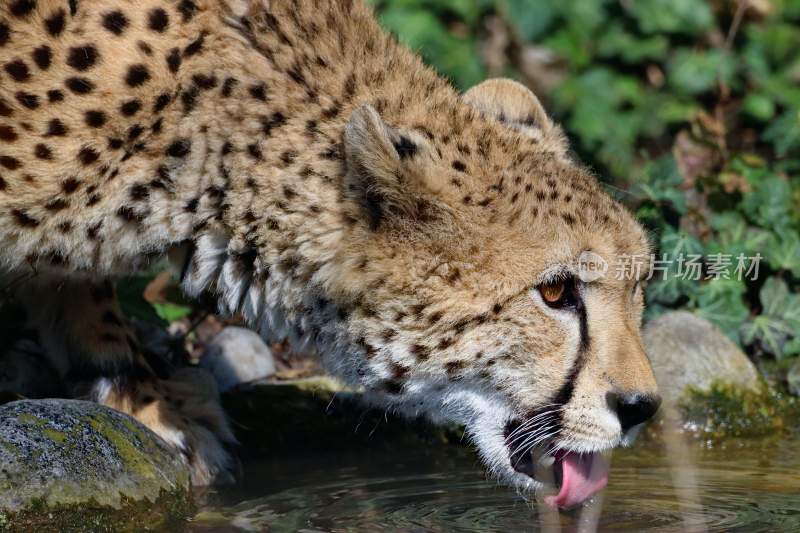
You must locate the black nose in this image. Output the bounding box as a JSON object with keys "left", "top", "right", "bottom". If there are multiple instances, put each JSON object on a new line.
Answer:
{"left": 608, "top": 392, "right": 662, "bottom": 432}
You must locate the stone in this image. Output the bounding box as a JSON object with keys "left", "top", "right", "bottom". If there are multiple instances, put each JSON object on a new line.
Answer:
{"left": 643, "top": 311, "right": 760, "bottom": 405}
{"left": 201, "top": 327, "right": 277, "bottom": 392}
{"left": 788, "top": 359, "right": 800, "bottom": 397}
{"left": 0, "top": 399, "right": 192, "bottom": 530}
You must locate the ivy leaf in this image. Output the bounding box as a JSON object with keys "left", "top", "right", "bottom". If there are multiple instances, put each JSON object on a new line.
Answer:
{"left": 694, "top": 279, "right": 749, "bottom": 340}
{"left": 499, "top": 0, "right": 559, "bottom": 42}
{"left": 765, "top": 227, "right": 800, "bottom": 276}
{"left": 668, "top": 49, "right": 737, "bottom": 96}
{"left": 626, "top": 0, "right": 714, "bottom": 35}
{"left": 741, "top": 277, "right": 800, "bottom": 359}
{"left": 739, "top": 174, "right": 793, "bottom": 229}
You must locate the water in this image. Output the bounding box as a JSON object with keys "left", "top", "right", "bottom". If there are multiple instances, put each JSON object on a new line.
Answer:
{"left": 191, "top": 433, "right": 800, "bottom": 532}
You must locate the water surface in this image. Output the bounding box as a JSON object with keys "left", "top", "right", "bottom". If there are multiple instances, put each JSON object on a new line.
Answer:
{"left": 192, "top": 432, "right": 800, "bottom": 532}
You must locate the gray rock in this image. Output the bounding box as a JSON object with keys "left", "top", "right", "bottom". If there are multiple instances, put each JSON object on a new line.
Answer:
{"left": 643, "top": 311, "right": 760, "bottom": 405}
{"left": 201, "top": 327, "right": 277, "bottom": 392}
{"left": 0, "top": 399, "right": 190, "bottom": 517}
{"left": 788, "top": 359, "right": 800, "bottom": 397}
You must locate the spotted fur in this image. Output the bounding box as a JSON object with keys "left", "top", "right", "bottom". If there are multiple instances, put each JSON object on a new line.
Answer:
{"left": 0, "top": 0, "right": 658, "bottom": 491}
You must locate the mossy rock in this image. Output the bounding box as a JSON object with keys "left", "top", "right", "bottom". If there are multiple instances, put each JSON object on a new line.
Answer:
{"left": 0, "top": 400, "right": 193, "bottom": 532}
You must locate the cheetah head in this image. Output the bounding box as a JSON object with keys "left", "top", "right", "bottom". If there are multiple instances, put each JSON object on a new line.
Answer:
{"left": 325, "top": 79, "right": 660, "bottom": 508}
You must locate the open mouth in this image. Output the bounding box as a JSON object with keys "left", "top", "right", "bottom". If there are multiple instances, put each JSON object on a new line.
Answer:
{"left": 505, "top": 422, "right": 610, "bottom": 509}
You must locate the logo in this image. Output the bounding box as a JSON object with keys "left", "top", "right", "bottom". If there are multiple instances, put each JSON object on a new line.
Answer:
{"left": 577, "top": 251, "right": 608, "bottom": 282}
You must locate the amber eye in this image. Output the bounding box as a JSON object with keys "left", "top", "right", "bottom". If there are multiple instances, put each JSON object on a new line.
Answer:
{"left": 539, "top": 280, "right": 566, "bottom": 304}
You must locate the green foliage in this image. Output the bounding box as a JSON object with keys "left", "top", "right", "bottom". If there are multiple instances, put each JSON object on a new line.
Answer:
{"left": 371, "top": 0, "right": 800, "bottom": 361}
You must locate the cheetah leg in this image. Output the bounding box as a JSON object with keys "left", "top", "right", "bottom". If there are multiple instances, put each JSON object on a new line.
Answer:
{"left": 15, "top": 277, "right": 236, "bottom": 485}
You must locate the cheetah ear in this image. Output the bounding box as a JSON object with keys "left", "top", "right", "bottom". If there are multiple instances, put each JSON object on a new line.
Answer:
{"left": 463, "top": 78, "right": 555, "bottom": 135}
{"left": 343, "top": 104, "right": 421, "bottom": 229}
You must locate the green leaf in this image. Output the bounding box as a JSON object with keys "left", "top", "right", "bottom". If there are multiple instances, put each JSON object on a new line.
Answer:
{"left": 694, "top": 279, "right": 749, "bottom": 340}
{"left": 626, "top": 0, "right": 714, "bottom": 35}
{"left": 765, "top": 228, "right": 800, "bottom": 276}
{"left": 153, "top": 302, "right": 193, "bottom": 324}
{"left": 379, "top": 7, "right": 485, "bottom": 89}
{"left": 739, "top": 174, "right": 794, "bottom": 229}
{"left": 668, "top": 49, "right": 736, "bottom": 96}
{"left": 498, "top": 0, "right": 559, "bottom": 42}
{"left": 763, "top": 108, "right": 800, "bottom": 156}
{"left": 742, "top": 93, "right": 776, "bottom": 121}
{"left": 741, "top": 277, "right": 800, "bottom": 359}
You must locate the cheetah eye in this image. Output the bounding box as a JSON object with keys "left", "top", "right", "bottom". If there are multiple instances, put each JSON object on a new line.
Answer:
{"left": 540, "top": 280, "right": 565, "bottom": 303}
{"left": 537, "top": 276, "right": 578, "bottom": 309}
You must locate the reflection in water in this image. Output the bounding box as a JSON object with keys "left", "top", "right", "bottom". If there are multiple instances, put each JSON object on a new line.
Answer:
{"left": 192, "top": 431, "right": 800, "bottom": 532}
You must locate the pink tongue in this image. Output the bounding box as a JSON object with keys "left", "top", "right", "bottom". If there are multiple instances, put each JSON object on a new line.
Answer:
{"left": 544, "top": 452, "right": 609, "bottom": 509}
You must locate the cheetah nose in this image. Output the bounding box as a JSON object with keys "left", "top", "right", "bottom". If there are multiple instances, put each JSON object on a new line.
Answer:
{"left": 607, "top": 392, "right": 662, "bottom": 432}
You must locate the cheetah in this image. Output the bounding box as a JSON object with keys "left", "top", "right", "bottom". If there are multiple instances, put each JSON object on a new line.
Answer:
{"left": 0, "top": 0, "right": 660, "bottom": 506}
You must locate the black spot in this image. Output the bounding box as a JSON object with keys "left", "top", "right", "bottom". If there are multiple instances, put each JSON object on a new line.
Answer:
{"left": 280, "top": 150, "right": 296, "bottom": 165}
{"left": 125, "top": 64, "right": 150, "bottom": 87}
{"left": 127, "top": 124, "right": 144, "bottom": 140}
{"left": 248, "top": 83, "right": 267, "bottom": 101}
{"left": 0, "top": 125, "right": 17, "bottom": 142}
{"left": 108, "top": 138, "right": 123, "bottom": 149}
{"left": 452, "top": 160, "right": 466, "bottom": 172}
{"left": 151, "top": 117, "right": 163, "bottom": 133}
{"left": 184, "top": 197, "right": 199, "bottom": 212}
{"left": 34, "top": 143, "right": 52, "bottom": 159}
{"left": 10, "top": 0, "right": 36, "bottom": 18}
{"left": 68, "top": 0, "right": 78, "bottom": 16}
{"left": 32, "top": 46, "right": 52, "bottom": 70}
{"left": 62, "top": 178, "right": 80, "bottom": 193}
{"left": 102, "top": 10, "right": 128, "bottom": 35}
{"left": 15, "top": 92, "right": 38, "bottom": 109}
{"left": 154, "top": 92, "right": 171, "bottom": 112}
{"left": 0, "top": 22, "right": 9, "bottom": 47}
{"left": 147, "top": 8, "right": 169, "bottom": 32}
{"left": 0, "top": 156, "right": 21, "bottom": 169}
{"left": 44, "top": 9, "right": 66, "bottom": 36}
{"left": 178, "top": 0, "right": 196, "bottom": 22}
{"left": 180, "top": 86, "right": 197, "bottom": 113}
{"left": 67, "top": 45, "right": 98, "bottom": 71}
{"left": 84, "top": 110, "right": 106, "bottom": 128}
{"left": 46, "top": 119, "right": 67, "bottom": 136}
{"left": 192, "top": 73, "right": 217, "bottom": 89}
{"left": 166, "top": 48, "right": 181, "bottom": 73}
{"left": 221, "top": 77, "right": 237, "bottom": 97}
{"left": 120, "top": 99, "right": 140, "bottom": 116}
{"left": 410, "top": 344, "right": 430, "bottom": 361}
{"left": 183, "top": 32, "right": 205, "bottom": 57}
{"left": 65, "top": 76, "right": 94, "bottom": 94}
{"left": 11, "top": 209, "right": 38, "bottom": 227}
{"left": 78, "top": 147, "right": 99, "bottom": 165}
{"left": 129, "top": 183, "right": 149, "bottom": 201}
{"left": 247, "top": 143, "right": 262, "bottom": 160}
{"left": 45, "top": 198, "right": 67, "bottom": 210}
{"left": 137, "top": 41, "right": 152, "bottom": 55}
{"left": 116, "top": 205, "right": 144, "bottom": 223}
{"left": 260, "top": 111, "right": 286, "bottom": 136}
{"left": 393, "top": 136, "right": 416, "bottom": 159}
{"left": 492, "top": 303, "right": 502, "bottom": 314}
{"left": 166, "top": 139, "right": 190, "bottom": 157}
{"left": 4, "top": 60, "right": 30, "bottom": 82}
